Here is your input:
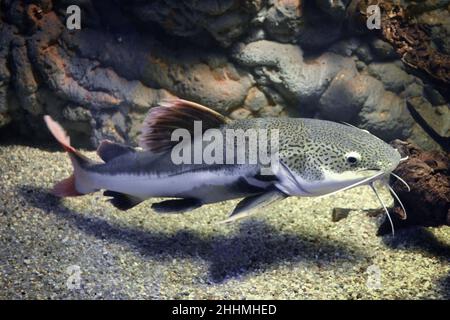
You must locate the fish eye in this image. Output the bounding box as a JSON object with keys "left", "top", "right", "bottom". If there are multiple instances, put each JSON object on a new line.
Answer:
{"left": 345, "top": 152, "right": 361, "bottom": 165}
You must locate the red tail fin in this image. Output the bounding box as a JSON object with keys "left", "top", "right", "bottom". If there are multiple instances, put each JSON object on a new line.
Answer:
{"left": 52, "top": 174, "right": 82, "bottom": 197}
{"left": 44, "top": 115, "right": 76, "bottom": 153}
{"left": 44, "top": 115, "right": 85, "bottom": 197}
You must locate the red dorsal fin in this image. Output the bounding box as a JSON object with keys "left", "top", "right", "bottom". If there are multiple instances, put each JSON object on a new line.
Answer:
{"left": 138, "top": 99, "right": 230, "bottom": 153}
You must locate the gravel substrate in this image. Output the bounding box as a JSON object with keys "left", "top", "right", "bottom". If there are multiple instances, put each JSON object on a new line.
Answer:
{"left": 0, "top": 145, "right": 449, "bottom": 299}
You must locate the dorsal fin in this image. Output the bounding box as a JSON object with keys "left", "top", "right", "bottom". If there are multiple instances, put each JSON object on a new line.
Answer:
{"left": 97, "top": 140, "right": 136, "bottom": 162}
{"left": 138, "top": 99, "right": 231, "bottom": 153}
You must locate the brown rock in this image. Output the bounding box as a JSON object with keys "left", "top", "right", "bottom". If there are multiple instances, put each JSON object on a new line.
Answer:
{"left": 244, "top": 87, "right": 269, "bottom": 112}
{"left": 229, "top": 108, "right": 252, "bottom": 119}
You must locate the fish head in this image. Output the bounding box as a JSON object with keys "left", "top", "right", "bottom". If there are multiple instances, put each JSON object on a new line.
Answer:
{"left": 279, "top": 121, "right": 402, "bottom": 196}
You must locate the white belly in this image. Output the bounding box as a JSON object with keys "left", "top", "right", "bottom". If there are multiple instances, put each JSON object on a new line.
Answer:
{"left": 85, "top": 167, "right": 260, "bottom": 203}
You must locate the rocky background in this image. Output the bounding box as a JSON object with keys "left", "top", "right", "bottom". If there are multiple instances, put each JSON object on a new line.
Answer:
{"left": 0, "top": 0, "right": 449, "bottom": 150}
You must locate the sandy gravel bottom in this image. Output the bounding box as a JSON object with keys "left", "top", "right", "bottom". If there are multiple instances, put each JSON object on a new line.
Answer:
{"left": 0, "top": 145, "right": 449, "bottom": 299}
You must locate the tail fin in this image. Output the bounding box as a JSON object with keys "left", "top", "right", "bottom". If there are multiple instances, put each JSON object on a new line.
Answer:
{"left": 52, "top": 174, "right": 82, "bottom": 197}
{"left": 44, "top": 115, "right": 96, "bottom": 197}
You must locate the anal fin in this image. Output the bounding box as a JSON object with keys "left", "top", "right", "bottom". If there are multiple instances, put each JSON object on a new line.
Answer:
{"left": 104, "top": 190, "right": 143, "bottom": 211}
{"left": 219, "top": 189, "right": 287, "bottom": 224}
{"left": 151, "top": 198, "right": 202, "bottom": 213}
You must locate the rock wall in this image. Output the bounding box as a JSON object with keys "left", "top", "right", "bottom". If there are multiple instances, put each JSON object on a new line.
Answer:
{"left": 0, "top": 0, "right": 449, "bottom": 149}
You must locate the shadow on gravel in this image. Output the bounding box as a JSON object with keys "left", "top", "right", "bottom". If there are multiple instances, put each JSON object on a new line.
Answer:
{"left": 382, "top": 227, "right": 450, "bottom": 261}
{"left": 19, "top": 185, "right": 365, "bottom": 283}
{"left": 382, "top": 227, "right": 450, "bottom": 299}
{"left": 437, "top": 273, "right": 450, "bottom": 299}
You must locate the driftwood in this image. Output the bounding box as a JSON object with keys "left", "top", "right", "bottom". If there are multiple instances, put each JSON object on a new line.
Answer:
{"left": 377, "top": 140, "right": 450, "bottom": 235}
{"left": 380, "top": 4, "right": 450, "bottom": 85}
{"left": 357, "top": 0, "right": 450, "bottom": 86}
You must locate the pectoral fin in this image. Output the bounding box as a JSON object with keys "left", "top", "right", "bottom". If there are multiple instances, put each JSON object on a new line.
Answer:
{"left": 219, "top": 189, "right": 287, "bottom": 224}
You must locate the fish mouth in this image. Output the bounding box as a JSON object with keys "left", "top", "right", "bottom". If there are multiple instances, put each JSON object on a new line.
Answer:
{"left": 315, "top": 169, "right": 386, "bottom": 199}
{"left": 350, "top": 169, "right": 386, "bottom": 186}
{"left": 355, "top": 168, "right": 384, "bottom": 178}
{"left": 357, "top": 167, "right": 394, "bottom": 179}
{"left": 357, "top": 167, "right": 382, "bottom": 173}
{"left": 365, "top": 167, "right": 382, "bottom": 171}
